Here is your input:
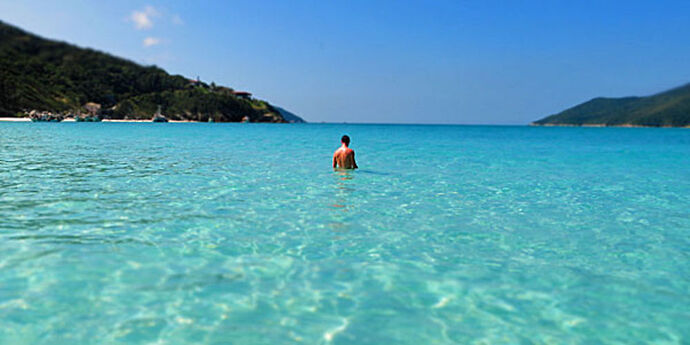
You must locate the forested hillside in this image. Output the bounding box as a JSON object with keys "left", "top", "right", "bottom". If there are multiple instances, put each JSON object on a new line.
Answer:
{"left": 0, "top": 20, "right": 291, "bottom": 122}
{"left": 533, "top": 83, "right": 690, "bottom": 127}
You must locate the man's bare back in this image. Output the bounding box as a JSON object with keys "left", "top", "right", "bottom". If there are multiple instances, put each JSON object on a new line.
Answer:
{"left": 333, "top": 135, "right": 358, "bottom": 169}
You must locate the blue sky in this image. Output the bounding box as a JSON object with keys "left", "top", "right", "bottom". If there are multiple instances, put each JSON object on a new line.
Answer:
{"left": 1, "top": 0, "right": 689, "bottom": 124}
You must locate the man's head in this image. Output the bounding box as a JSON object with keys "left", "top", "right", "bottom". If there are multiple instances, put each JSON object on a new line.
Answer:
{"left": 341, "top": 135, "right": 350, "bottom": 146}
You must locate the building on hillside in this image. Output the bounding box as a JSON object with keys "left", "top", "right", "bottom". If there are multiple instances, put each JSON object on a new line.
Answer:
{"left": 188, "top": 76, "right": 205, "bottom": 88}
{"left": 232, "top": 91, "right": 252, "bottom": 100}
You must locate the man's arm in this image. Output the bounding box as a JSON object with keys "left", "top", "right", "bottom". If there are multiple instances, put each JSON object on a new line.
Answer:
{"left": 333, "top": 152, "right": 337, "bottom": 168}
{"left": 352, "top": 150, "right": 358, "bottom": 169}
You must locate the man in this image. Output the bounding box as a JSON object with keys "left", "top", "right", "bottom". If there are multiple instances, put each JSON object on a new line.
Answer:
{"left": 333, "top": 135, "right": 358, "bottom": 169}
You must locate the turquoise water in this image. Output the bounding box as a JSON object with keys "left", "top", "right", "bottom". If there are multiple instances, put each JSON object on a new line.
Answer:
{"left": 0, "top": 123, "right": 688, "bottom": 344}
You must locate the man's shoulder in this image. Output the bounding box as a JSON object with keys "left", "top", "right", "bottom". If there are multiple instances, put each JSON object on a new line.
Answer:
{"left": 334, "top": 147, "right": 354, "bottom": 155}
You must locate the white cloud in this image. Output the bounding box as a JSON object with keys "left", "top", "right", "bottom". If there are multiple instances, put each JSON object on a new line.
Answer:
{"left": 130, "top": 6, "right": 159, "bottom": 30}
{"left": 171, "top": 14, "right": 184, "bottom": 25}
{"left": 143, "top": 37, "right": 161, "bottom": 47}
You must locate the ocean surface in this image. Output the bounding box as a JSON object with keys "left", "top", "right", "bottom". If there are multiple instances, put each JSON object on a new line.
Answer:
{"left": 0, "top": 123, "right": 688, "bottom": 345}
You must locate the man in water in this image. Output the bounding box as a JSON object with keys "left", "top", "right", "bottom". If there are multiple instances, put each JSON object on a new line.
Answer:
{"left": 333, "top": 135, "right": 358, "bottom": 169}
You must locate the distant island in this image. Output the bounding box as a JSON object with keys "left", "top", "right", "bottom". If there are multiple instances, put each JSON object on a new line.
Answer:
{"left": 0, "top": 21, "right": 305, "bottom": 123}
{"left": 532, "top": 83, "right": 690, "bottom": 127}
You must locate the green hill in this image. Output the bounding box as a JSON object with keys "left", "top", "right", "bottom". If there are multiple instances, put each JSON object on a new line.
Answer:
{"left": 274, "top": 106, "right": 306, "bottom": 123}
{"left": 532, "top": 83, "right": 690, "bottom": 127}
{"left": 0, "top": 20, "right": 292, "bottom": 122}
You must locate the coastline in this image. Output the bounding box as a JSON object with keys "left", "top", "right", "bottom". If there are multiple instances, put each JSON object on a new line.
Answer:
{"left": 2, "top": 117, "right": 686, "bottom": 127}
{"left": 0, "top": 117, "right": 207, "bottom": 123}
{"left": 102, "top": 119, "right": 199, "bottom": 123}
{"left": 529, "top": 122, "right": 690, "bottom": 128}
{"left": 0, "top": 117, "right": 31, "bottom": 122}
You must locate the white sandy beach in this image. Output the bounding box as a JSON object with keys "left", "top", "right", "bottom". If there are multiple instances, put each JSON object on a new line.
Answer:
{"left": 0, "top": 117, "right": 31, "bottom": 122}
{"left": 0, "top": 117, "right": 201, "bottom": 123}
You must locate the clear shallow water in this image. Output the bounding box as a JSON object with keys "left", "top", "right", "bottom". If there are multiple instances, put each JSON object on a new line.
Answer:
{"left": 0, "top": 123, "right": 688, "bottom": 344}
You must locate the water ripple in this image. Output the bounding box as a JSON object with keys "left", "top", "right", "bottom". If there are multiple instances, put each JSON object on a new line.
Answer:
{"left": 0, "top": 123, "right": 688, "bottom": 344}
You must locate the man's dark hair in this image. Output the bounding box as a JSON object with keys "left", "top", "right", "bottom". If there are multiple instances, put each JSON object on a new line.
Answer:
{"left": 341, "top": 135, "right": 350, "bottom": 145}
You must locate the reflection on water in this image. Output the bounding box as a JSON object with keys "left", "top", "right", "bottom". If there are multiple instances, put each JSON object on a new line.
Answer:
{"left": 330, "top": 169, "right": 355, "bottom": 212}
{"left": 328, "top": 169, "right": 357, "bottom": 237}
{"left": 333, "top": 168, "right": 356, "bottom": 181}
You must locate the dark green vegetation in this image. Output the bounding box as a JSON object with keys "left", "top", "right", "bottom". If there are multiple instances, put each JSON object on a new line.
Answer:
{"left": 274, "top": 106, "right": 306, "bottom": 123}
{"left": 0, "top": 20, "right": 303, "bottom": 122}
{"left": 533, "top": 83, "right": 690, "bottom": 127}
